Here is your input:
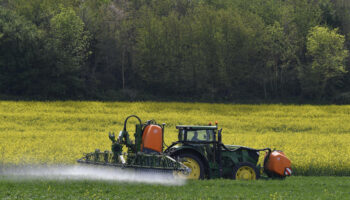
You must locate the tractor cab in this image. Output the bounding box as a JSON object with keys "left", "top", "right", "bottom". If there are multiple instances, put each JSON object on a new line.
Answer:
{"left": 176, "top": 125, "right": 218, "bottom": 143}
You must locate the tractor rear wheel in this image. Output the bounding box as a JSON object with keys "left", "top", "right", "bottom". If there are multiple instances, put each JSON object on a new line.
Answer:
{"left": 232, "top": 162, "right": 260, "bottom": 180}
{"left": 174, "top": 153, "right": 205, "bottom": 180}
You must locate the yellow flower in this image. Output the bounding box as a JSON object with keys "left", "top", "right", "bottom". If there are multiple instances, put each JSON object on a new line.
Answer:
{"left": 1, "top": 101, "right": 349, "bottom": 176}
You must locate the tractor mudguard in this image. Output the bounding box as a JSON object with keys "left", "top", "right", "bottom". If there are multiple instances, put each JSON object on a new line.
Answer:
{"left": 167, "top": 145, "right": 205, "bottom": 160}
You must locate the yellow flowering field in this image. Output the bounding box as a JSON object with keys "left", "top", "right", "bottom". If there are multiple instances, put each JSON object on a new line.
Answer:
{"left": 0, "top": 101, "right": 349, "bottom": 176}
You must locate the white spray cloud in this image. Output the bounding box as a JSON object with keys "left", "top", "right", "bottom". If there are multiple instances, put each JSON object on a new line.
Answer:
{"left": 0, "top": 165, "right": 186, "bottom": 186}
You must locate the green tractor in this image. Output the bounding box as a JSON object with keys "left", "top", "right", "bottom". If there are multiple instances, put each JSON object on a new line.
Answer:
{"left": 78, "top": 115, "right": 292, "bottom": 180}
{"left": 165, "top": 124, "right": 292, "bottom": 180}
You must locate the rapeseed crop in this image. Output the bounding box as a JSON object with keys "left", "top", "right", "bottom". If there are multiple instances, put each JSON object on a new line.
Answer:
{"left": 0, "top": 101, "right": 349, "bottom": 176}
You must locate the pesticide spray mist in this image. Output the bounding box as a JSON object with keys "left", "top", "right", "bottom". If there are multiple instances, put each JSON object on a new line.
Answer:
{"left": 0, "top": 165, "right": 186, "bottom": 186}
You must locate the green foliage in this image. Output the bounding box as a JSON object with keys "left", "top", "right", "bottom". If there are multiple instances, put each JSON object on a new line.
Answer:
{"left": 302, "top": 26, "right": 348, "bottom": 97}
{"left": 259, "top": 22, "right": 297, "bottom": 98}
{"left": 8, "top": 0, "right": 82, "bottom": 26}
{"left": 0, "top": 5, "right": 89, "bottom": 97}
{"left": 49, "top": 7, "right": 88, "bottom": 61}
{"left": 42, "top": 6, "right": 90, "bottom": 97}
{"left": 332, "top": 0, "right": 350, "bottom": 35}
{"left": 0, "top": 7, "right": 43, "bottom": 95}
{"left": 0, "top": 0, "right": 350, "bottom": 101}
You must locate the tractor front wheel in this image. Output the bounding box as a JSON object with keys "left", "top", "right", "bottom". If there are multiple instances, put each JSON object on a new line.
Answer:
{"left": 232, "top": 162, "right": 260, "bottom": 180}
{"left": 174, "top": 153, "right": 205, "bottom": 180}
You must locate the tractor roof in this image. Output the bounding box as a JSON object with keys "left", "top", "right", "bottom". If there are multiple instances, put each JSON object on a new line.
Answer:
{"left": 176, "top": 125, "right": 218, "bottom": 130}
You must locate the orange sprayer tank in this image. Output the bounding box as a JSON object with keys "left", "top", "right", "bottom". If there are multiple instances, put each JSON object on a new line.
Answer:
{"left": 265, "top": 151, "right": 292, "bottom": 177}
{"left": 141, "top": 124, "right": 163, "bottom": 153}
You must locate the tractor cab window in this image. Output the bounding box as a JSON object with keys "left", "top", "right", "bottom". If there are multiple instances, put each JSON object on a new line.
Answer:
{"left": 187, "top": 130, "right": 214, "bottom": 142}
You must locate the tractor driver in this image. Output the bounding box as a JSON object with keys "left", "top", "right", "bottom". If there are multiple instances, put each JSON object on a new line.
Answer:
{"left": 191, "top": 131, "right": 199, "bottom": 141}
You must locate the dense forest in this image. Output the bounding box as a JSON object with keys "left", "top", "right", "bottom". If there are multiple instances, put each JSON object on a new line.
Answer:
{"left": 1, "top": 0, "right": 350, "bottom": 103}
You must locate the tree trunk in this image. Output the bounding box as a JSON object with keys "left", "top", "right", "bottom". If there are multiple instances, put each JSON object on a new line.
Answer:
{"left": 122, "top": 48, "right": 125, "bottom": 89}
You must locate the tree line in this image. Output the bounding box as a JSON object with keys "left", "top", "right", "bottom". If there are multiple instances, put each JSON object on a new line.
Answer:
{"left": 1, "top": 0, "right": 350, "bottom": 103}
